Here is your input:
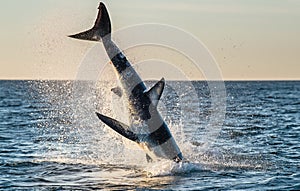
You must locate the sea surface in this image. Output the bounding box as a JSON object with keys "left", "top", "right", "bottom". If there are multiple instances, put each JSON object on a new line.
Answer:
{"left": 0, "top": 80, "right": 299, "bottom": 190}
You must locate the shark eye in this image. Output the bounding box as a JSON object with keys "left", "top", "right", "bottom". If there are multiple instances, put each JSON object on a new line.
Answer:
{"left": 119, "top": 54, "right": 125, "bottom": 59}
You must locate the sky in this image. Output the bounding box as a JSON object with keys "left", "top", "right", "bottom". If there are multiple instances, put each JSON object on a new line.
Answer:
{"left": 0, "top": 0, "right": 299, "bottom": 80}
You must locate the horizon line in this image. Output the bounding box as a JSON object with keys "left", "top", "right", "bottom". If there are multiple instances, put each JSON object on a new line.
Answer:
{"left": 0, "top": 78, "right": 299, "bottom": 82}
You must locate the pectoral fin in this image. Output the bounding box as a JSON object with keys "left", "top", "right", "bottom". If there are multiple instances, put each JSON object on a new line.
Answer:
{"left": 145, "top": 78, "right": 165, "bottom": 108}
{"left": 96, "top": 112, "right": 139, "bottom": 142}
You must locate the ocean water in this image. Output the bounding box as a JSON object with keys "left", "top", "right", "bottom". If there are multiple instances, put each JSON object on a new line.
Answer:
{"left": 0, "top": 80, "right": 299, "bottom": 190}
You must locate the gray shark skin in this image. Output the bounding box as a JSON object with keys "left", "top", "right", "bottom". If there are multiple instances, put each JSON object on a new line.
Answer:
{"left": 69, "top": 2, "right": 183, "bottom": 163}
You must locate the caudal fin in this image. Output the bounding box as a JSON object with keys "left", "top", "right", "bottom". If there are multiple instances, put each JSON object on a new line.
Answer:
{"left": 68, "top": 2, "right": 111, "bottom": 41}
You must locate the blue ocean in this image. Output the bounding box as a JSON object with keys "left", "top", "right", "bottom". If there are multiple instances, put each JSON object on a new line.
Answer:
{"left": 0, "top": 80, "right": 299, "bottom": 190}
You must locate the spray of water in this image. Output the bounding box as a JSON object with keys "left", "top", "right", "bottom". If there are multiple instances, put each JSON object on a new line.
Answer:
{"left": 29, "top": 23, "right": 266, "bottom": 177}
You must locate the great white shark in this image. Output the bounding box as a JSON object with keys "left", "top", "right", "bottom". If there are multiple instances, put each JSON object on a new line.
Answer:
{"left": 69, "top": 2, "right": 183, "bottom": 163}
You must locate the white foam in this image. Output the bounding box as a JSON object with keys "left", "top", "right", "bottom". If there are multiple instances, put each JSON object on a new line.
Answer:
{"left": 144, "top": 160, "right": 203, "bottom": 177}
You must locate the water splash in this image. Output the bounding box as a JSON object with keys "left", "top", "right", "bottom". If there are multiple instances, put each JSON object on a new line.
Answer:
{"left": 144, "top": 160, "right": 204, "bottom": 177}
{"left": 29, "top": 80, "right": 268, "bottom": 177}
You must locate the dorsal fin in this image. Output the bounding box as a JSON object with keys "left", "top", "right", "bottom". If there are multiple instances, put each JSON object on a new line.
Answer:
{"left": 145, "top": 78, "right": 165, "bottom": 108}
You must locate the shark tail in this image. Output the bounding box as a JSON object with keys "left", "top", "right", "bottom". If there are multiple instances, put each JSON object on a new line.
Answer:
{"left": 68, "top": 2, "right": 111, "bottom": 41}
